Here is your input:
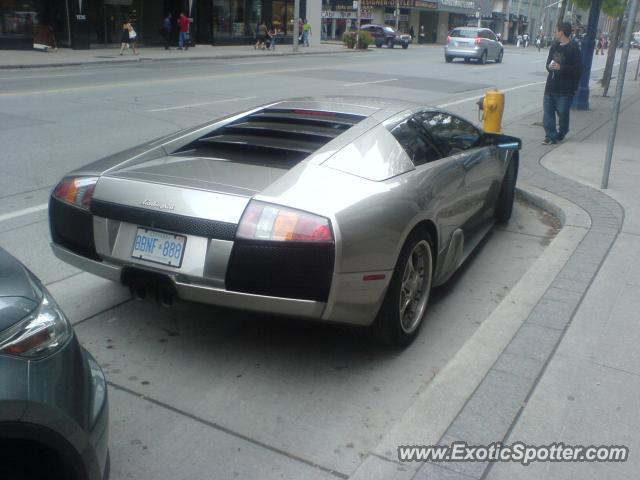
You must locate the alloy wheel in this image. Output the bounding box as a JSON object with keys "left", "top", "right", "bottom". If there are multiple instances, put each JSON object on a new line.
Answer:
{"left": 398, "top": 240, "right": 432, "bottom": 333}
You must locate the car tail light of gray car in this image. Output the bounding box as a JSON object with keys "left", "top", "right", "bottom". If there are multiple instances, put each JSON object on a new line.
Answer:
{"left": 50, "top": 176, "right": 101, "bottom": 261}
{"left": 0, "top": 290, "right": 72, "bottom": 359}
{"left": 236, "top": 201, "right": 333, "bottom": 243}
{"left": 227, "top": 201, "right": 335, "bottom": 302}
{"left": 52, "top": 176, "right": 99, "bottom": 211}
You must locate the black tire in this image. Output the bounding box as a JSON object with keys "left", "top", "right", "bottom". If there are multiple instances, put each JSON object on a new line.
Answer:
{"left": 464, "top": 57, "right": 471, "bottom": 63}
{"left": 495, "top": 156, "right": 518, "bottom": 223}
{"left": 478, "top": 50, "right": 487, "bottom": 65}
{"left": 402, "top": 43, "right": 408, "bottom": 49}
{"left": 371, "top": 229, "right": 434, "bottom": 347}
{"left": 495, "top": 49, "right": 503, "bottom": 63}
{"left": 445, "top": 55, "right": 453, "bottom": 63}
{"left": 376, "top": 42, "right": 382, "bottom": 48}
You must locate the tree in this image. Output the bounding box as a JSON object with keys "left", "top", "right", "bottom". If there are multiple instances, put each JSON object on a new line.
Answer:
{"left": 598, "top": 0, "right": 628, "bottom": 95}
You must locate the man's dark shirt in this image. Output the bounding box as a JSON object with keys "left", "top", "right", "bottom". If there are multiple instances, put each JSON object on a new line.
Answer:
{"left": 545, "top": 40, "right": 582, "bottom": 95}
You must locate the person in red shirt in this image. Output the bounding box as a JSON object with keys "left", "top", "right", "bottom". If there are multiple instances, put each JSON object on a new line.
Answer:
{"left": 177, "top": 12, "right": 193, "bottom": 50}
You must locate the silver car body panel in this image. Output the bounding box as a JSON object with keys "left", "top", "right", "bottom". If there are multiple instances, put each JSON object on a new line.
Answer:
{"left": 50, "top": 96, "right": 517, "bottom": 327}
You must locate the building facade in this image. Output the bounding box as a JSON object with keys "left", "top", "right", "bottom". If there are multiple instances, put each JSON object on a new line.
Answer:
{"left": 0, "top": 0, "right": 322, "bottom": 49}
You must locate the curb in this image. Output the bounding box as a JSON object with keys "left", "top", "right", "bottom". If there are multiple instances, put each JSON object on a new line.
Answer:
{"left": 347, "top": 184, "right": 590, "bottom": 480}
{"left": 0, "top": 47, "right": 363, "bottom": 70}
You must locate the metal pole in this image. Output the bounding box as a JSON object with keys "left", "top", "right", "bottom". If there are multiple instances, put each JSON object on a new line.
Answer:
{"left": 601, "top": 0, "right": 639, "bottom": 189}
{"left": 65, "top": 0, "right": 72, "bottom": 46}
{"left": 396, "top": 0, "right": 400, "bottom": 30}
{"left": 356, "top": 0, "right": 361, "bottom": 48}
{"left": 635, "top": 54, "right": 640, "bottom": 80}
{"left": 293, "top": 0, "right": 300, "bottom": 52}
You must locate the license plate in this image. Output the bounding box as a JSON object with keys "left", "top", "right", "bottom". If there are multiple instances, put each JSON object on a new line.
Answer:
{"left": 131, "top": 228, "right": 186, "bottom": 268}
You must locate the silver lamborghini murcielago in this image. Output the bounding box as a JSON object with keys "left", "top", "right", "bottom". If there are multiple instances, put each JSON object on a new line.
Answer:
{"left": 49, "top": 97, "right": 521, "bottom": 346}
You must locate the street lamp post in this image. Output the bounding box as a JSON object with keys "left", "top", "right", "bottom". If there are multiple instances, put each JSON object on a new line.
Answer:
{"left": 601, "top": 0, "right": 640, "bottom": 188}
{"left": 396, "top": 0, "right": 400, "bottom": 30}
{"left": 293, "top": 0, "right": 300, "bottom": 52}
{"left": 573, "top": 0, "right": 604, "bottom": 110}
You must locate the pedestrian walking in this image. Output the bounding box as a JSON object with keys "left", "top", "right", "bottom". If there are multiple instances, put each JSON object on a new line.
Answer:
{"left": 596, "top": 35, "right": 604, "bottom": 55}
{"left": 177, "top": 12, "right": 192, "bottom": 50}
{"left": 119, "top": 19, "right": 138, "bottom": 55}
{"left": 161, "top": 13, "right": 172, "bottom": 50}
{"left": 267, "top": 26, "right": 277, "bottom": 50}
{"left": 302, "top": 19, "right": 311, "bottom": 47}
{"left": 542, "top": 22, "right": 582, "bottom": 145}
{"left": 254, "top": 21, "right": 267, "bottom": 49}
{"left": 536, "top": 34, "right": 542, "bottom": 51}
{"left": 409, "top": 25, "right": 415, "bottom": 41}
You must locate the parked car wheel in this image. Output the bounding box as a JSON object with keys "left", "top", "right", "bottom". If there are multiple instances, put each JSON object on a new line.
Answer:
{"left": 402, "top": 42, "right": 409, "bottom": 49}
{"left": 376, "top": 42, "right": 382, "bottom": 48}
{"left": 495, "top": 157, "right": 518, "bottom": 223}
{"left": 445, "top": 55, "right": 453, "bottom": 62}
{"left": 478, "top": 50, "right": 487, "bottom": 64}
{"left": 372, "top": 229, "right": 434, "bottom": 346}
{"left": 464, "top": 57, "right": 471, "bottom": 63}
{"left": 496, "top": 49, "right": 503, "bottom": 63}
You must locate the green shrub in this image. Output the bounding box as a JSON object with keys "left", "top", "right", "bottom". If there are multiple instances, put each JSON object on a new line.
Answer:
{"left": 342, "top": 30, "right": 373, "bottom": 49}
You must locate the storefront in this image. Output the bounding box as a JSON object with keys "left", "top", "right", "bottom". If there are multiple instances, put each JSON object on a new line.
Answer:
{"left": 0, "top": 0, "right": 70, "bottom": 49}
{"left": 321, "top": 4, "right": 374, "bottom": 40}
{"left": 0, "top": 0, "right": 312, "bottom": 49}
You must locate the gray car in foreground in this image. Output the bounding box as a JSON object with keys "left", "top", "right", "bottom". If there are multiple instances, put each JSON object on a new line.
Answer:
{"left": 445, "top": 27, "right": 504, "bottom": 64}
{"left": 49, "top": 96, "right": 520, "bottom": 346}
{"left": 0, "top": 248, "right": 109, "bottom": 480}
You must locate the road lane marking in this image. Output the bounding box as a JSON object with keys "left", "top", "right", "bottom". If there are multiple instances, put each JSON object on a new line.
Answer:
{"left": 229, "top": 60, "right": 279, "bottom": 65}
{"left": 0, "top": 203, "right": 48, "bottom": 223}
{"left": 0, "top": 72, "right": 96, "bottom": 81}
{"left": 436, "top": 81, "right": 546, "bottom": 108}
{"left": 147, "top": 96, "right": 257, "bottom": 112}
{"left": 343, "top": 78, "right": 398, "bottom": 87}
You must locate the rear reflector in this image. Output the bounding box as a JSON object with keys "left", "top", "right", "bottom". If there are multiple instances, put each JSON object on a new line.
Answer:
{"left": 363, "top": 274, "right": 386, "bottom": 282}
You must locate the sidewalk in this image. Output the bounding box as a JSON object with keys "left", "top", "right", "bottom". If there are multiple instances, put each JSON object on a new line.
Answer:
{"left": 486, "top": 80, "right": 640, "bottom": 480}
{"left": 0, "top": 42, "right": 351, "bottom": 69}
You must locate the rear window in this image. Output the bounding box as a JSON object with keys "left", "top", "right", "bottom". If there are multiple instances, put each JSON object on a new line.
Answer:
{"left": 450, "top": 29, "right": 477, "bottom": 38}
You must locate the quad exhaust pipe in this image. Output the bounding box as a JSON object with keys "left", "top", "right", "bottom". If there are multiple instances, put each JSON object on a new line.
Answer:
{"left": 129, "top": 280, "right": 176, "bottom": 308}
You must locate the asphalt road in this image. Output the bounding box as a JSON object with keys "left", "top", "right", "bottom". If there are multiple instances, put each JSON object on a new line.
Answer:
{"left": 0, "top": 44, "right": 595, "bottom": 479}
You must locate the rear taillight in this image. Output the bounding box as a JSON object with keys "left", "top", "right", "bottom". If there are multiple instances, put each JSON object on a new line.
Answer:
{"left": 52, "top": 176, "right": 98, "bottom": 211}
{"left": 475, "top": 37, "right": 482, "bottom": 45}
{"left": 237, "top": 201, "right": 333, "bottom": 243}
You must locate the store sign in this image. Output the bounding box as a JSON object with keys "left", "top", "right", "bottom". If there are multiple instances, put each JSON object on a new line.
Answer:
{"left": 439, "top": 0, "right": 475, "bottom": 9}
{"left": 363, "top": 0, "right": 417, "bottom": 7}
{"left": 415, "top": 0, "right": 438, "bottom": 8}
{"left": 322, "top": 10, "right": 374, "bottom": 18}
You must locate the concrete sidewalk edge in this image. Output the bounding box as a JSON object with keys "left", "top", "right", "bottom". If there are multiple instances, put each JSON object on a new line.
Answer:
{"left": 0, "top": 47, "right": 361, "bottom": 70}
{"left": 348, "top": 184, "right": 590, "bottom": 479}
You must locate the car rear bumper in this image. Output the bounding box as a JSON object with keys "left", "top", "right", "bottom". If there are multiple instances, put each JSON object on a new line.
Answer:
{"left": 444, "top": 46, "right": 483, "bottom": 58}
{"left": 51, "top": 242, "right": 390, "bottom": 327}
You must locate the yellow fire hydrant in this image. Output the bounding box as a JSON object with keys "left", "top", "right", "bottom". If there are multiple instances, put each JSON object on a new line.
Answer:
{"left": 481, "top": 89, "right": 505, "bottom": 134}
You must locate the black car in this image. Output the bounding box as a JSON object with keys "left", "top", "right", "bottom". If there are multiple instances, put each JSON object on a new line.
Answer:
{"left": 0, "top": 247, "right": 109, "bottom": 480}
{"left": 360, "top": 24, "right": 411, "bottom": 49}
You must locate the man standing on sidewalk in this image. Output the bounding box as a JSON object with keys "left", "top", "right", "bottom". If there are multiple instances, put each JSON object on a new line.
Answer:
{"left": 161, "top": 13, "right": 172, "bottom": 50}
{"left": 177, "top": 12, "right": 193, "bottom": 50}
{"left": 542, "top": 21, "right": 582, "bottom": 145}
